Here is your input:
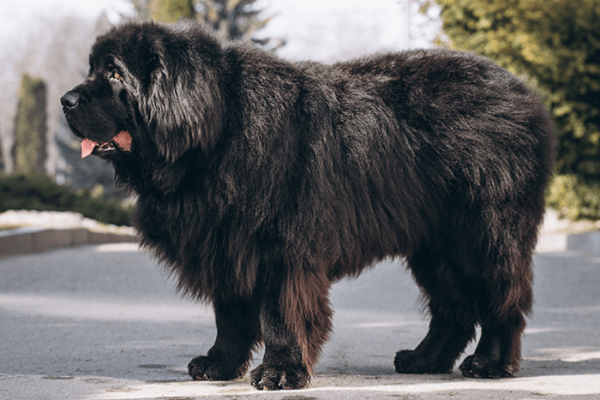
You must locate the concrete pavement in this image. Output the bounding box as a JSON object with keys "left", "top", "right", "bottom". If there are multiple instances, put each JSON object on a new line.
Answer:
{"left": 1, "top": 240, "right": 599, "bottom": 399}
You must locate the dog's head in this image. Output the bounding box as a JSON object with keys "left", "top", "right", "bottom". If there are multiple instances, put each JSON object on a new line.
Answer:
{"left": 61, "top": 21, "right": 225, "bottom": 164}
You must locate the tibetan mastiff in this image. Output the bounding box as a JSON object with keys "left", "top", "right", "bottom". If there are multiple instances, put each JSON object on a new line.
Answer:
{"left": 61, "top": 21, "right": 555, "bottom": 390}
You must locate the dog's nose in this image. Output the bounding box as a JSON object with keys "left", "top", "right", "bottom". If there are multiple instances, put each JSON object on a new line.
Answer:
{"left": 61, "top": 91, "right": 80, "bottom": 109}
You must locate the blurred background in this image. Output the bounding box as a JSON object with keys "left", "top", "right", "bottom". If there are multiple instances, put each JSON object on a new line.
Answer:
{"left": 0, "top": 0, "right": 599, "bottom": 227}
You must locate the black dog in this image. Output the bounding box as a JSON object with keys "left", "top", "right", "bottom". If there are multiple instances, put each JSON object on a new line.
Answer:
{"left": 61, "top": 21, "right": 555, "bottom": 390}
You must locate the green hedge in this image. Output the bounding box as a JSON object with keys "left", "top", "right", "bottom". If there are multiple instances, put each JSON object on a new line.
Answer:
{"left": 0, "top": 173, "right": 132, "bottom": 226}
{"left": 546, "top": 174, "right": 600, "bottom": 221}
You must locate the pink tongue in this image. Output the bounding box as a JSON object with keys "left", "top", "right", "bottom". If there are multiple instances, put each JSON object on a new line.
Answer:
{"left": 81, "top": 139, "right": 96, "bottom": 159}
{"left": 80, "top": 131, "right": 131, "bottom": 159}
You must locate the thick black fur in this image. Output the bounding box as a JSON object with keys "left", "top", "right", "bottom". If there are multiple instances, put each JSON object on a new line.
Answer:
{"left": 61, "top": 21, "right": 555, "bottom": 390}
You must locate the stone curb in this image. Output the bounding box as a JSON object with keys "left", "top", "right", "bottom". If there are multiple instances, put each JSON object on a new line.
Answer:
{"left": 0, "top": 227, "right": 137, "bottom": 259}
{"left": 1, "top": 226, "right": 599, "bottom": 259}
{"left": 564, "top": 231, "right": 600, "bottom": 255}
{"left": 536, "top": 231, "right": 600, "bottom": 255}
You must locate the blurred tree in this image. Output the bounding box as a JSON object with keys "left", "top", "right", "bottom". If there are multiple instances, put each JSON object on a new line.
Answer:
{"left": 430, "top": 0, "right": 600, "bottom": 182}
{"left": 150, "top": 0, "right": 195, "bottom": 23}
{"left": 131, "top": 0, "right": 285, "bottom": 49}
{"left": 195, "top": 0, "right": 276, "bottom": 46}
{"left": 12, "top": 74, "right": 47, "bottom": 175}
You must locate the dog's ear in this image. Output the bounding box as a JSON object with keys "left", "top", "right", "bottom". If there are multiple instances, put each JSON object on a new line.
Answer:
{"left": 138, "top": 35, "right": 224, "bottom": 162}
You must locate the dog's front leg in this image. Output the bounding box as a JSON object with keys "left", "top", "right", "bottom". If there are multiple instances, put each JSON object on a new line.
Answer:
{"left": 189, "top": 296, "right": 261, "bottom": 381}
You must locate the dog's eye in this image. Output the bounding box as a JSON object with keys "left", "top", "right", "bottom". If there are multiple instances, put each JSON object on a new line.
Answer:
{"left": 111, "top": 71, "right": 122, "bottom": 80}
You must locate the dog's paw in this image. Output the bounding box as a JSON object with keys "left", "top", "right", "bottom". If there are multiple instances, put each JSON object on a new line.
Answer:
{"left": 188, "top": 355, "right": 247, "bottom": 381}
{"left": 459, "top": 354, "right": 516, "bottom": 379}
{"left": 394, "top": 350, "right": 452, "bottom": 374}
{"left": 250, "top": 363, "right": 310, "bottom": 390}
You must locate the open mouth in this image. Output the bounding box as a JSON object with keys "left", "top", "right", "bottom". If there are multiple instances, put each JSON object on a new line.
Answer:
{"left": 81, "top": 131, "right": 133, "bottom": 158}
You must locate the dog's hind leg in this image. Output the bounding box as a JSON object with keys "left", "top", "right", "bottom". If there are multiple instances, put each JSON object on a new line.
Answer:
{"left": 459, "top": 247, "right": 534, "bottom": 378}
{"left": 189, "top": 296, "right": 261, "bottom": 381}
{"left": 395, "top": 305, "right": 476, "bottom": 374}
{"left": 459, "top": 312, "right": 527, "bottom": 378}
{"left": 395, "top": 251, "right": 477, "bottom": 374}
{"left": 458, "top": 203, "right": 537, "bottom": 378}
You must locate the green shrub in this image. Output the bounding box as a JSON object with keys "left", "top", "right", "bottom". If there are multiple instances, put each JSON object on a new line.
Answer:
{"left": 0, "top": 173, "right": 132, "bottom": 226}
{"left": 12, "top": 74, "right": 47, "bottom": 175}
{"left": 434, "top": 0, "right": 600, "bottom": 182}
{"left": 546, "top": 174, "right": 600, "bottom": 221}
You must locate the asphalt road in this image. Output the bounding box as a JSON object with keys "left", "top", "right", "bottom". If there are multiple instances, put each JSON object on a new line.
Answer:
{"left": 1, "top": 242, "right": 599, "bottom": 399}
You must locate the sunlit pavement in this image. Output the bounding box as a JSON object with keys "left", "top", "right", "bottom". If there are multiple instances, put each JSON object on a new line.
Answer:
{"left": 1, "top": 241, "right": 599, "bottom": 399}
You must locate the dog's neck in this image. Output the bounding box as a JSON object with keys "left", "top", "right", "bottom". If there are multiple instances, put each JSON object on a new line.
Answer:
{"left": 112, "top": 153, "right": 192, "bottom": 196}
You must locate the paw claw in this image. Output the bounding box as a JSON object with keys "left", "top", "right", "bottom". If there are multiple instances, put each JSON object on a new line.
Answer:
{"left": 459, "top": 354, "right": 516, "bottom": 379}
{"left": 250, "top": 363, "right": 309, "bottom": 390}
{"left": 188, "top": 356, "right": 247, "bottom": 381}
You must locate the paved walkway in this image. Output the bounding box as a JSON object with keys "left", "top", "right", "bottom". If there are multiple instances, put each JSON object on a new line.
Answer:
{"left": 1, "top": 240, "right": 599, "bottom": 399}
